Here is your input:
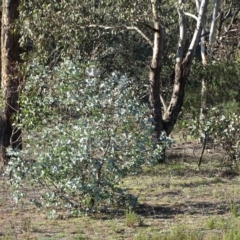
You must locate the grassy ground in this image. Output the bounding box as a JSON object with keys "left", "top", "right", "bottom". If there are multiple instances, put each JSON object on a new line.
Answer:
{"left": 1, "top": 138, "right": 240, "bottom": 240}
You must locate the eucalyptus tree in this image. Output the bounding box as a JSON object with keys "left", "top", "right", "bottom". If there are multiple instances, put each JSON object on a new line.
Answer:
{"left": 18, "top": 0, "right": 211, "bottom": 136}
{"left": 149, "top": 0, "right": 209, "bottom": 140}
{"left": 0, "top": 0, "right": 22, "bottom": 169}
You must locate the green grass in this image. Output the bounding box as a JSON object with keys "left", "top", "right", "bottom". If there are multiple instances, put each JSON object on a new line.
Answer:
{"left": 125, "top": 209, "right": 139, "bottom": 227}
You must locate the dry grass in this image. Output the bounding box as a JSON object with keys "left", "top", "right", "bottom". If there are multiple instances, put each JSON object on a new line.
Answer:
{"left": 1, "top": 139, "right": 240, "bottom": 240}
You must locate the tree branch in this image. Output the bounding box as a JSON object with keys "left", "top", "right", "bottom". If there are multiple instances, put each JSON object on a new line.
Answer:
{"left": 184, "top": 12, "right": 198, "bottom": 21}
{"left": 195, "top": 0, "right": 200, "bottom": 12}
{"left": 81, "top": 24, "right": 153, "bottom": 47}
{"left": 125, "top": 26, "right": 153, "bottom": 47}
{"left": 177, "top": 0, "right": 187, "bottom": 63}
{"left": 139, "top": 21, "right": 163, "bottom": 32}
{"left": 188, "top": 0, "right": 209, "bottom": 59}
{"left": 209, "top": 0, "right": 220, "bottom": 57}
{"left": 160, "top": 94, "right": 167, "bottom": 112}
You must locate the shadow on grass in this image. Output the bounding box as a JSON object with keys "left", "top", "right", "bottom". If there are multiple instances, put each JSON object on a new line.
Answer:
{"left": 172, "top": 177, "right": 225, "bottom": 188}
{"left": 135, "top": 203, "right": 184, "bottom": 219}
{"left": 134, "top": 199, "right": 236, "bottom": 219}
{"left": 142, "top": 159, "right": 239, "bottom": 179}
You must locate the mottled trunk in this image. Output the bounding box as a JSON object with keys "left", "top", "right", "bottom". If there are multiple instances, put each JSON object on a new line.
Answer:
{"left": 0, "top": 0, "right": 21, "bottom": 169}
{"left": 149, "top": 22, "right": 164, "bottom": 140}
{"left": 163, "top": 60, "right": 190, "bottom": 135}
{"left": 148, "top": 0, "right": 165, "bottom": 163}
{"left": 199, "top": 6, "right": 207, "bottom": 124}
{"left": 163, "top": 0, "right": 209, "bottom": 135}
{"left": 148, "top": 0, "right": 208, "bottom": 163}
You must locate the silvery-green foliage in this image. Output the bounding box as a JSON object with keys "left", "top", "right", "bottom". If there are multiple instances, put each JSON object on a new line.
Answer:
{"left": 188, "top": 108, "right": 240, "bottom": 166}
{"left": 151, "top": 131, "right": 173, "bottom": 160}
{"left": 6, "top": 59, "right": 166, "bottom": 214}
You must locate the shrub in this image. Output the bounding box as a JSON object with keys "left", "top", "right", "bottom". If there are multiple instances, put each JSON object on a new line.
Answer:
{"left": 6, "top": 59, "right": 169, "bottom": 215}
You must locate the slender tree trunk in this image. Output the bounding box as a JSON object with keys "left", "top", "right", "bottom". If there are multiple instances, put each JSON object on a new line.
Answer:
{"left": 0, "top": 0, "right": 22, "bottom": 169}
{"left": 199, "top": 0, "right": 220, "bottom": 124}
{"left": 149, "top": 0, "right": 165, "bottom": 163}
{"left": 163, "top": 60, "right": 189, "bottom": 135}
{"left": 196, "top": 0, "right": 207, "bottom": 124}
{"left": 199, "top": 1, "right": 208, "bottom": 124}
{"left": 149, "top": 0, "right": 164, "bottom": 141}
{"left": 199, "top": 77, "right": 207, "bottom": 123}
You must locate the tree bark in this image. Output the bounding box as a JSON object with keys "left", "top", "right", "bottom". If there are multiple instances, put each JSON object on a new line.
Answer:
{"left": 0, "top": 0, "right": 22, "bottom": 170}
{"left": 199, "top": 0, "right": 220, "bottom": 124}
{"left": 148, "top": 0, "right": 165, "bottom": 163}
{"left": 163, "top": 0, "right": 209, "bottom": 135}
{"left": 199, "top": 0, "right": 207, "bottom": 123}
{"left": 148, "top": 0, "right": 209, "bottom": 162}
{"left": 149, "top": 21, "right": 164, "bottom": 140}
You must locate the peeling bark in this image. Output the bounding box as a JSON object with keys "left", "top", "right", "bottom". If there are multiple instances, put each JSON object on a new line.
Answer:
{"left": 149, "top": 0, "right": 164, "bottom": 140}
